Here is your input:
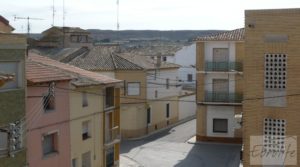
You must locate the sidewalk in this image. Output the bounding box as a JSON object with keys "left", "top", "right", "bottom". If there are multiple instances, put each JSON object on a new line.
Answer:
{"left": 120, "top": 155, "right": 143, "bottom": 167}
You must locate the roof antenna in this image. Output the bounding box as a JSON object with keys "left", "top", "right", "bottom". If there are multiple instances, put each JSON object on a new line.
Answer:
{"left": 52, "top": 0, "right": 56, "bottom": 26}
{"left": 63, "top": 0, "right": 66, "bottom": 27}
{"left": 117, "top": 0, "right": 120, "bottom": 41}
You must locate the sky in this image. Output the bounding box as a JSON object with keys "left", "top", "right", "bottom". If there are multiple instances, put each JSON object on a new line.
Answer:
{"left": 1, "top": 0, "right": 300, "bottom": 33}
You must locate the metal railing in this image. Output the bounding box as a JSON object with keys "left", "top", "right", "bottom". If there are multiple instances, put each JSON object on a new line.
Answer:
{"left": 204, "top": 91, "right": 243, "bottom": 103}
{"left": 205, "top": 61, "right": 243, "bottom": 72}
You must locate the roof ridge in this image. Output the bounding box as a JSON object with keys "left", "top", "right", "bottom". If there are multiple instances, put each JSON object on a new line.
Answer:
{"left": 114, "top": 53, "right": 144, "bottom": 70}
{"left": 110, "top": 52, "right": 118, "bottom": 70}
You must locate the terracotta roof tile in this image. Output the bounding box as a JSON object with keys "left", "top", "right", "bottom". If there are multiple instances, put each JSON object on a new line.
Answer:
{"left": 26, "top": 60, "right": 73, "bottom": 83}
{"left": 195, "top": 28, "right": 244, "bottom": 41}
{"left": 28, "top": 52, "right": 122, "bottom": 86}
{"left": 68, "top": 46, "right": 143, "bottom": 71}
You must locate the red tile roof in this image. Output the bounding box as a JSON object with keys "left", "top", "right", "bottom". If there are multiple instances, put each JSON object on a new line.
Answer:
{"left": 28, "top": 52, "right": 121, "bottom": 86}
{"left": 26, "top": 60, "right": 73, "bottom": 83}
{"left": 195, "top": 28, "right": 244, "bottom": 41}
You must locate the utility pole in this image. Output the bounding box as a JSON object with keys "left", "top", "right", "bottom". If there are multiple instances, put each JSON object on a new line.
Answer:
{"left": 14, "top": 16, "right": 43, "bottom": 37}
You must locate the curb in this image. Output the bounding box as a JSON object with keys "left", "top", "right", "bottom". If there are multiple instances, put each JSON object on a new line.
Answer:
{"left": 123, "top": 115, "right": 196, "bottom": 141}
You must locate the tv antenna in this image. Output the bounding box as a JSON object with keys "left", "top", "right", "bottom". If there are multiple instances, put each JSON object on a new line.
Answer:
{"left": 52, "top": 0, "right": 56, "bottom": 26}
{"left": 116, "top": 0, "right": 120, "bottom": 41}
{"left": 14, "top": 16, "right": 43, "bottom": 36}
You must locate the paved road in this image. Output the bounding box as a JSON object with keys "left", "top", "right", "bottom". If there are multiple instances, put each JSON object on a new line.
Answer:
{"left": 120, "top": 119, "right": 242, "bottom": 167}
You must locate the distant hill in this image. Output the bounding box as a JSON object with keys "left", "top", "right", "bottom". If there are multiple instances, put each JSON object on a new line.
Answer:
{"left": 28, "top": 29, "right": 226, "bottom": 42}
{"left": 87, "top": 29, "right": 226, "bottom": 42}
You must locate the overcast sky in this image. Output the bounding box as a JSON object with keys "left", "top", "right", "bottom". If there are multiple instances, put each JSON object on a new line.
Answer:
{"left": 1, "top": 0, "right": 300, "bottom": 33}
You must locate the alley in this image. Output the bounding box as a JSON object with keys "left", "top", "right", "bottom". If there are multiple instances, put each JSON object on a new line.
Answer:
{"left": 120, "top": 119, "right": 242, "bottom": 167}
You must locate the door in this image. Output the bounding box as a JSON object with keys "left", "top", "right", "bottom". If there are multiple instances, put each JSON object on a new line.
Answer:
{"left": 212, "top": 79, "right": 229, "bottom": 102}
{"left": 213, "top": 48, "right": 229, "bottom": 71}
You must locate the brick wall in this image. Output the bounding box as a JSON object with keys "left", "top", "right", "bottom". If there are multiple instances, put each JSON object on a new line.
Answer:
{"left": 243, "top": 8, "right": 300, "bottom": 166}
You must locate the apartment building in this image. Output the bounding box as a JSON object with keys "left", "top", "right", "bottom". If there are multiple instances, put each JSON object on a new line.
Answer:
{"left": 26, "top": 60, "right": 73, "bottom": 167}
{"left": 35, "top": 26, "right": 93, "bottom": 48}
{"left": 28, "top": 53, "right": 122, "bottom": 167}
{"left": 243, "top": 8, "right": 300, "bottom": 166}
{"left": 120, "top": 53, "right": 182, "bottom": 135}
{"left": 195, "top": 29, "right": 244, "bottom": 143}
{"left": 0, "top": 19, "right": 27, "bottom": 166}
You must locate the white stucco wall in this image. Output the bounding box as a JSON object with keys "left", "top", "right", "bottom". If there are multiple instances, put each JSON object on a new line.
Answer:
{"left": 147, "top": 69, "right": 181, "bottom": 99}
{"left": 175, "top": 44, "right": 196, "bottom": 85}
{"left": 206, "top": 106, "right": 235, "bottom": 137}
{"left": 178, "top": 94, "right": 196, "bottom": 120}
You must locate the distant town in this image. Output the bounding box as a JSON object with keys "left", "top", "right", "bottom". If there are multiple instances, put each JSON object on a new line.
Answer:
{"left": 1, "top": 7, "right": 300, "bottom": 167}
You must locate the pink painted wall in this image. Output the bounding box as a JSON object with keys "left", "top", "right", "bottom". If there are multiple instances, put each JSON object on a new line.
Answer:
{"left": 26, "top": 81, "right": 71, "bottom": 167}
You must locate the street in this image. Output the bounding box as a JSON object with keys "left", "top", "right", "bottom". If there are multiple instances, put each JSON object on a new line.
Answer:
{"left": 120, "top": 119, "right": 242, "bottom": 167}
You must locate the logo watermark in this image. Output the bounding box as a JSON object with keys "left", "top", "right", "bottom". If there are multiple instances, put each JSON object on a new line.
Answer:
{"left": 250, "top": 135, "right": 297, "bottom": 165}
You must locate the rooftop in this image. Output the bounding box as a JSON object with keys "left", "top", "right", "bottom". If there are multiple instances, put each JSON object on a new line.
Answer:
{"left": 68, "top": 46, "right": 144, "bottom": 71}
{"left": 119, "top": 52, "right": 181, "bottom": 70}
{"left": 28, "top": 52, "right": 121, "bottom": 87}
{"left": 195, "top": 28, "right": 244, "bottom": 41}
{"left": 26, "top": 60, "right": 73, "bottom": 84}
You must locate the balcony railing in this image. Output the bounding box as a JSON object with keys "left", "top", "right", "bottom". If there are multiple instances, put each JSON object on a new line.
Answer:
{"left": 204, "top": 91, "right": 243, "bottom": 103}
{"left": 205, "top": 61, "right": 243, "bottom": 72}
{"left": 104, "top": 126, "right": 120, "bottom": 148}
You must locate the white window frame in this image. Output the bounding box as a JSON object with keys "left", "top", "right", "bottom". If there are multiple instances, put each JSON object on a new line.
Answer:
{"left": 82, "top": 121, "right": 91, "bottom": 140}
{"left": 212, "top": 118, "right": 228, "bottom": 133}
{"left": 127, "top": 82, "right": 141, "bottom": 96}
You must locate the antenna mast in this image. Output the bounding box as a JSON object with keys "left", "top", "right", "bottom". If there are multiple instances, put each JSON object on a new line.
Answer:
{"left": 63, "top": 0, "right": 65, "bottom": 27}
{"left": 14, "top": 16, "right": 43, "bottom": 37}
{"left": 52, "top": 0, "right": 55, "bottom": 26}
{"left": 117, "top": 0, "right": 120, "bottom": 41}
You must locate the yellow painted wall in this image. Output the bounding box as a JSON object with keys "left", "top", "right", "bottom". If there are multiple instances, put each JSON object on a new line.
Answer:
{"left": 147, "top": 96, "right": 179, "bottom": 133}
{"left": 120, "top": 103, "right": 147, "bottom": 138}
{"left": 70, "top": 86, "right": 104, "bottom": 167}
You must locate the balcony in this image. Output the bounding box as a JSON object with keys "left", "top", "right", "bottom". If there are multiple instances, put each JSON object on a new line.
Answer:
{"left": 205, "top": 62, "right": 242, "bottom": 72}
{"left": 104, "top": 126, "right": 120, "bottom": 148}
{"left": 204, "top": 91, "right": 243, "bottom": 104}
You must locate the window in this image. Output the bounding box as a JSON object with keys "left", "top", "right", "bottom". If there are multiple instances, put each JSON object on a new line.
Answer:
{"left": 127, "top": 82, "right": 140, "bottom": 96}
{"left": 106, "top": 147, "right": 114, "bottom": 167}
{"left": 264, "top": 54, "right": 287, "bottom": 90}
{"left": 105, "top": 87, "right": 114, "bottom": 108}
{"left": 162, "top": 56, "right": 167, "bottom": 62}
{"left": 82, "top": 151, "right": 91, "bottom": 167}
{"left": 70, "top": 35, "right": 88, "bottom": 43}
{"left": 213, "top": 119, "right": 228, "bottom": 133}
{"left": 213, "top": 48, "right": 229, "bottom": 62}
{"left": 147, "top": 107, "right": 151, "bottom": 125}
{"left": 0, "top": 62, "right": 19, "bottom": 90}
{"left": 82, "top": 92, "right": 88, "bottom": 107}
{"left": 42, "top": 132, "right": 58, "bottom": 156}
{"left": 166, "top": 103, "right": 170, "bottom": 118}
{"left": 82, "top": 121, "right": 91, "bottom": 140}
{"left": 43, "top": 93, "right": 55, "bottom": 112}
{"left": 155, "top": 90, "right": 158, "bottom": 98}
{"left": 187, "top": 74, "right": 193, "bottom": 82}
{"left": 72, "top": 158, "right": 78, "bottom": 167}
{"left": 166, "top": 79, "right": 169, "bottom": 89}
